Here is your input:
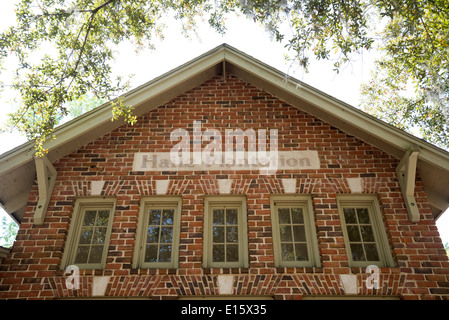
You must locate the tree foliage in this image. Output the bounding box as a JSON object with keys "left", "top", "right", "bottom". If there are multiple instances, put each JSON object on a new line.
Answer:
{"left": 360, "top": 0, "right": 449, "bottom": 148}
{"left": 0, "top": 0, "right": 448, "bottom": 155}
{"left": 0, "top": 216, "right": 19, "bottom": 248}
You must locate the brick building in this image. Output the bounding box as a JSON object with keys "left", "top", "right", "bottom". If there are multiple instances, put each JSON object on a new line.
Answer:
{"left": 0, "top": 44, "right": 448, "bottom": 300}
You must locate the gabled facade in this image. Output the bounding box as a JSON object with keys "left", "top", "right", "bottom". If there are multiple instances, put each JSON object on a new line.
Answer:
{"left": 0, "top": 44, "right": 448, "bottom": 300}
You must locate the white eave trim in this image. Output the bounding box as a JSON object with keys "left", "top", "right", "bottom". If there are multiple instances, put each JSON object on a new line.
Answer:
{"left": 0, "top": 45, "right": 226, "bottom": 172}
{"left": 223, "top": 46, "right": 449, "bottom": 171}
{"left": 0, "top": 44, "right": 448, "bottom": 220}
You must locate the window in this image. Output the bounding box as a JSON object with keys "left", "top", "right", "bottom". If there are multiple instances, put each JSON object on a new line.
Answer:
{"left": 337, "top": 196, "right": 394, "bottom": 267}
{"left": 203, "top": 196, "right": 248, "bottom": 268}
{"left": 61, "top": 197, "right": 116, "bottom": 270}
{"left": 270, "top": 195, "right": 320, "bottom": 267}
{"left": 132, "top": 196, "right": 181, "bottom": 269}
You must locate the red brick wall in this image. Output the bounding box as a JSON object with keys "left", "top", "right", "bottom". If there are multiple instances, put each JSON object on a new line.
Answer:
{"left": 1, "top": 74, "right": 448, "bottom": 300}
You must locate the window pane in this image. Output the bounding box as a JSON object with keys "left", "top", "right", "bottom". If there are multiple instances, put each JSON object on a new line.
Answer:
{"left": 360, "top": 225, "right": 375, "bottom": 242}
{"left": 212, "top": 245, "right": 225, "bottom": 262}
{"left": 83, "top": 210, "right": 97, "bottom": 226}
{"left": 147, "top": 227, "right": 160, "bottom": 243}
{"left": 96, "top": 210, "right": 110, "bottom": 226}
{"left": 226, "top": 226, "right": 238, "bottom": 243}
{"left": 74, "top": 246, "right": 89, "bottom": 264}
{"left": 291, "top": 208, "right": 304, "bottom": 224}
{"left": 88, "top": 246, "right": 104, "bottom": 264}
{"left": 213, "top": 226, "right": 224, "bottom": 243}
{"left": 295, "top": 244, "right": 309, "bottom": 261}
{"left": 343, "top": 208, "right": 357, "bottom": 224}
{"left": 159, "top": 245, "right": 172, "bottom": 262}
{"left": 162, "top": 209, "right": 174, "bottom": 225}
{"left": 347, "top": 226, "right": 361, "bottom": 242}
{"left": 226, "top": 244, "right": 239, "bottom": 262}
{"left": 149, "top": 209, "right": 161, "bottom": 225}
{"left": 365, "top": 244, "right": 380, "bottom": 261}
{"left": 275, "top": 204, "right": 315, "bottom": 265}
{"left": 72, "top": 205, "right": 113, "bottom": 267}
{"left": 160, "top": 227, "right": 173, "bottom": 243}
{"left": 279, "top": 225, "right": 292, "bottom": 242}
{"left": 209, "top": 203, "right": 244, "bottom": 266}
{"left": 145, "top": 245, "right": 158, "bottom": 262}
{"left": 343, "top": 205, "right": 383, "bottom": 264}
{"left": 281, "top": 243, "right": 294, "bottom": 261}
{"left": 79, "top": 227, "right": 93, "bottom": 244}
{"left": 226, "top": 209, "right": 238, "bottom": 225}
{"left": 350, "top": 243, "right": 366, "bottom": 261}
{"left": 357, "top": 208, "right": 370, "bottom": 224}
{"left": 292, "top": 225, "right": 306, "bottom": 242}
{"left": 213, "top": 209, "right": 224, "bottom": 225}
{"left": 278, "top": 208, "right": 291, "bottom": 224}
{"left": 92, "top": 227, "right": 107, "bottom": 244}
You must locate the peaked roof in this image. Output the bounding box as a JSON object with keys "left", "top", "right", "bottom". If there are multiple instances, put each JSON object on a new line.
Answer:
{"left": 1, "top": 44, "right": 448, "bottom": 223}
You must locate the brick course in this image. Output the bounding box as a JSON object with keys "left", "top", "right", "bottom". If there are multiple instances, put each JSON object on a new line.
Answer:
{"left": 1, "top": 74, "right": 448, "bottom": 300}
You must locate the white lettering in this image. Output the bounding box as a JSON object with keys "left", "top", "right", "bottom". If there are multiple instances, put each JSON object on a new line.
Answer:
{"left": 65, "top": 265, "right": 79, "bottom": 290}
{"left": 366, "top": 265, "right": 380, "bottom": 289}
{"left": 181, "top": 304, "right": 215, "bottom": 317}
{"left": 170, "top": 128, "right": 190, "bottom": 165}
{"left": 132, "top": 122, "right": 321, "bottom": 174}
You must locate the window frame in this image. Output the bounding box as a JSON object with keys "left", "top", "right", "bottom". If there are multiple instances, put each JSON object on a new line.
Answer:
{"left": 132, "top": 196, "right": 182, "bottom": 269}
{"left": 270, "top": 195, "right": 321, "bottom": 268}
{"left": 203, "top": 196, "right": 249, "bottom": 269}
{"left": 61, "top": 197, "right": 116, "bottom": 270}
{"left": 337, "top": 195, "right": 395, "bottom": 268}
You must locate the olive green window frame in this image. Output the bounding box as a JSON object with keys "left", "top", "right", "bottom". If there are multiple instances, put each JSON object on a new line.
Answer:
{"left": 132, "top": 196, "right": 182, "bottom": 269}
{"left": 61, "top": 197, "right": 116, "bottom": 270}
{"left": 270, "top": 195, "right": 321, "bottom": 268}
{"left": 337, "top": 195, "right": 395, "bottom": 268}
{"left": 203, "top": 196, "right": 249, "bottom": 269}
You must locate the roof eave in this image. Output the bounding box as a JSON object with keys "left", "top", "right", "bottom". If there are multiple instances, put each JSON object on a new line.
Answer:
{"left": 0, "top": 43, "right": 448, "bottom": 222}
{"left": 222, "top": 46, "right": 449, "bottom": 217}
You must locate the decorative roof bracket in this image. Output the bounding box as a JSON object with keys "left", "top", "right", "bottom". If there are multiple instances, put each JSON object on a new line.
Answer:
{"left": 34, "top": 155, "right": 57, "bottom": 225}
{"left": 222, "top": 59, "right": 226, "bottom": 82}
{"left": 396, "top": 145, "right": 420, "bottom": 223}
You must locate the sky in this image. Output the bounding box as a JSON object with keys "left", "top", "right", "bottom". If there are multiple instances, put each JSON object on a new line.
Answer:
{"left": 0, "top": 1, "right": 448, "bottom": 247}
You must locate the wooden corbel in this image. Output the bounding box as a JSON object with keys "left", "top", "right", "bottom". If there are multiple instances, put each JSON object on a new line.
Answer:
{"left": 34, "top": 155, "right": 57, "bottom": 225}
{"left": 396, "top": 145, "right": 420, "bottom": 223}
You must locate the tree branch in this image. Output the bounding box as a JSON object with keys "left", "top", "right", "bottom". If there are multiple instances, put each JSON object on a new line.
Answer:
{"left": 36, "top": 0, "right": 117, "bottom": 17}
{"left": 11, "top": 0, "right": 117, "bottom": 130}
{"left": 66, "top": 0, "right": 117, "bottom": 89}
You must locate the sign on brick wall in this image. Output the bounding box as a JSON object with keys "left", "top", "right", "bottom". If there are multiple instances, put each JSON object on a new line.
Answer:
{"left": 133, "top": 121, "right": 320, "bottom": 174}
{"left": 133, "top": 150, "right": 320, "bottom": 173}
